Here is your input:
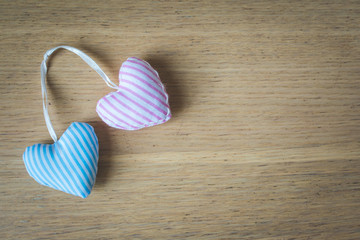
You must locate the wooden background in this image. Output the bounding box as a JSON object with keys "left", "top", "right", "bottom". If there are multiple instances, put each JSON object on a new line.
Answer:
{"left": 1, "top": 0, "right": 359, "bottom": 239}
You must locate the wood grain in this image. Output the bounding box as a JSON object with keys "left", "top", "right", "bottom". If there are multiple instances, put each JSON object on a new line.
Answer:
{"left": 1, "top": 0, "right": 359, "bottom": 239}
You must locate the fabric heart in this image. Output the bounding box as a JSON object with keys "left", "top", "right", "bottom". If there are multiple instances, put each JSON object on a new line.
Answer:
{"left": 96, "top": 57, "right": 171, "bottom": 130}
{"left": 23, "top": 122, "right": 99, "bottom": 198}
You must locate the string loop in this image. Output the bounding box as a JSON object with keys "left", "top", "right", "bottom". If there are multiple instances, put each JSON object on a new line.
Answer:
{"left": 40, "top": 46, "right": 118, "bottom": 142}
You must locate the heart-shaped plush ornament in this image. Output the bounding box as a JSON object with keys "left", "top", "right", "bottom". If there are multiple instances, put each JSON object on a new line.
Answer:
{"left": 23, "top": 122, "right": 99, "bottom": 198}
{"left": 96, "top": 57, "right": 171, "bottom": 130}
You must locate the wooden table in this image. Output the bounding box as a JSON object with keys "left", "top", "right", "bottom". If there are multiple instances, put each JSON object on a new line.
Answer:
{"left": 1, "top": 1, "right": 359, "bottom": 239}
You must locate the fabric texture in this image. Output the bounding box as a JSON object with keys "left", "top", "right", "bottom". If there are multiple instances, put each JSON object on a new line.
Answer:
{"left": 23, "top": 122, "right": 99, "bottom": 198}
{"left": 96, "top": 57, "right": 171, "bottom": 130}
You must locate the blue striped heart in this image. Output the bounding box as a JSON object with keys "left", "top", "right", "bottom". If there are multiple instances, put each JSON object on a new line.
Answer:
{"left": 23, "top": 122, "right": 99, "bottom": 198}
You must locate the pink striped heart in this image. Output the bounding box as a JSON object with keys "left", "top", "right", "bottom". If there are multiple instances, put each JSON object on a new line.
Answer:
{"left": 96, "top": 57, "right": 171, "bottom": 130}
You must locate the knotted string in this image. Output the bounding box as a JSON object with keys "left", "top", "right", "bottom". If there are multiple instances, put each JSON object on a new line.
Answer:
{"left": 40, "top": 46, "right": 118, "bottom": 142}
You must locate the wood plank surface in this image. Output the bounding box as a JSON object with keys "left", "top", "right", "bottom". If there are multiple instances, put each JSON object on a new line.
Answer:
{"left": 1, "top": 0, "right": 359, "bottom": 239}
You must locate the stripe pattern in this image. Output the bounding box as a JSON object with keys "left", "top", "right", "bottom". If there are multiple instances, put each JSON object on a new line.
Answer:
{"left": 96, "top": 57, "right": 171, "bottom": 130}
{"left": 23, "top": 122, "right": 99, "bottom": 198}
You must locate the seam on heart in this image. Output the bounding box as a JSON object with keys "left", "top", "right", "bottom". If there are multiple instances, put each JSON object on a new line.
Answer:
{"left": 96, "top": 96, "right": 171, "bottom": 130}
{"left": 121, "top": 57, "right": 165, "bottom": 91}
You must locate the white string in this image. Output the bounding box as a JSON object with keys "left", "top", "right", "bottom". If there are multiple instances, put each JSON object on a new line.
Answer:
{"left": 41, "top": 45, "right": 118, "bottom": 142}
